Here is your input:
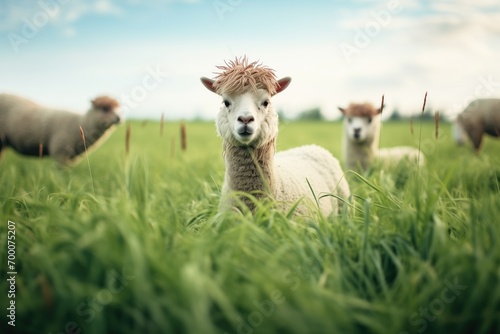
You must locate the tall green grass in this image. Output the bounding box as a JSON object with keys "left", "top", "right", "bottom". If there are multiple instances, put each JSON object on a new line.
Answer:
{"left": 0, "top": 121, "right": 499, "bottom": 334}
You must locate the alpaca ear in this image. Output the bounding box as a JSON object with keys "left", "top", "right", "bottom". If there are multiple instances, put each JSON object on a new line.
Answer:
{"left": 200, "top": 77, "right": 217, "bottom": 94}
{"left": 338, "top": 107, "right": 346, "bottom": 115}
{"left": 377, "top": 104, "right": 385, "bottom": 114}
{"left": 275, "top": 77, "right": 292, "bottom": 95}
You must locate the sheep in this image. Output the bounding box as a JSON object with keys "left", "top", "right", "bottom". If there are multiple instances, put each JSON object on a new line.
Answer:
{"left": 0, "top": 94, "right": 120, "bottom": 165}
{"left": 456, "top": 98, "right": 500, "bottom": 151}
{"left": 200, "top": 57, "right": 350, "bottom": 215}
{"left": 338, "top": 102, "right": 424, "bottom": 171}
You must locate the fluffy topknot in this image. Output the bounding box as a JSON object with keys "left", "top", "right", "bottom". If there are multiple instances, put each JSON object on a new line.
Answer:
{"left": 91, "top": 96, "right": 120, "bottom": 111}
{"left": 341, "top": 103, "right": 382, "bottom": 117}
{"left": 212, "top": 56, "right": 279, "bottom": 95}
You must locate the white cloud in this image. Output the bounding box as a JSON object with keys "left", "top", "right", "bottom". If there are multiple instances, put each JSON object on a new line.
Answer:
{"left": 0, "top": 0, "right": 123, "bottom": 34}
{"left": 94, "top": 0, "right": 123, "bottom": 15}
{"left": 59, "top": 0, "right": 123, "bottom": 25}
{"left": 61, "top": 26, "right": 76, "bottom": 37}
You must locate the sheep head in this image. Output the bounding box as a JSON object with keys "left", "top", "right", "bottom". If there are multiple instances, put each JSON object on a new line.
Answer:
{"left": 338, "top": 103, "right": 382, "bottom": 144}
{"left": 87, "top": 96, "right": 121, "bottom": 132}
{"left": 201, "top": 57, "right": 291, "bottom": 148}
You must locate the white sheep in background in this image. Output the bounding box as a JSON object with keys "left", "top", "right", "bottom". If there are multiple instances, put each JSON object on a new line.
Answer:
{"left": 456, "top": 98, "right": 500, "bottom": 152}
{"left": 201, "top": 57, "right": 350, "bottom": 215}
{"left": 0, "top": 94, "right": 121, "bottom": 165}
{"left": 339, "top": 102, "right": 424, "bottom": 171}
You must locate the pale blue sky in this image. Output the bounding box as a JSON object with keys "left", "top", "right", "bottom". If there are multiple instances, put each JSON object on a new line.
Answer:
{"left": 1, "top": 0, "right": 499, "bottom": 120}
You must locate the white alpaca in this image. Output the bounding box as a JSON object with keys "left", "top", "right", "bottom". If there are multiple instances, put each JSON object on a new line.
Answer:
{"left": 456, "top": 99, "right": 500, "bottom": 151}
{"left": 0, "top": 94, "right": 121, "bottom": 165}
{"left": 339, "top": 103, "right": 424, "bottom": 171}
{"left": 201, "top": 57, "right": 350, "bottom": 215}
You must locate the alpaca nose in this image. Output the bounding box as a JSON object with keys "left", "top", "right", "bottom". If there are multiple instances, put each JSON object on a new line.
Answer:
{"left": 114, "top": 115, "right": 121, "bottom": 124}
{"left": 353, "top": 128, "right": 361, "bottom": 139}
{"left": 238, "top": 115, "right": 254, "bottom": 124}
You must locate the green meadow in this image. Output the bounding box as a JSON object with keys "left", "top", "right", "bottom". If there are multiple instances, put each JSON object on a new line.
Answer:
{"left": 0, "top": 120, "right": 499, "bottom": 334}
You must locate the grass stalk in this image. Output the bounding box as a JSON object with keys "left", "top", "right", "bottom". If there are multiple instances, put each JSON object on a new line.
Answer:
{"left": 80, "top": 126, "right": 95, "bottom": 196}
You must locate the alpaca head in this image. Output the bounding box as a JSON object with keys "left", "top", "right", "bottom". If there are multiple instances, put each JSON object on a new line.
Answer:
{"left": 201, "top": 57, "right": 291, "bottom": 148}
{"left": 86, "top": 96, "right": 121, "bottom": 132}
{"left": 338, "top": 103, "right": 382, "bottom": 144}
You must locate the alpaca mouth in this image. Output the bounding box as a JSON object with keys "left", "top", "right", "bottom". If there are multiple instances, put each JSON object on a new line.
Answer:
{"left": 234, "top": 127, "right": 256, "bottom": 145}
{"left": 351, "top": 134, "right": 365, "bottom": 143}
{"left": 237, "top": 125, "right": 254, "bottom": 137}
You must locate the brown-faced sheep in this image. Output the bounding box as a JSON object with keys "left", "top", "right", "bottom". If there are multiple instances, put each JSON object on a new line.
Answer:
{"left": 0, "top": 94, "right": 120, "bottom": 165}
{"left": 456, "top": 98, "right": 500, "bottom": 151}
{"left": 339, "top": 102, "right": 424, "bottom": 171}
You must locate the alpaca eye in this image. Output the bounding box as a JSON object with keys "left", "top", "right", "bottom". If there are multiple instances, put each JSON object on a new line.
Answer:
{"left": 367, "top": 117, "right": 372, "bottom": 124}
{"left": 262, "top": 100, "right": 269, "bottom": 108}
{"left": 347, "top": 118, "right": 352, "bottom": 123}
{"left": 223, "top": 100, "right": 231, "bottom": 108}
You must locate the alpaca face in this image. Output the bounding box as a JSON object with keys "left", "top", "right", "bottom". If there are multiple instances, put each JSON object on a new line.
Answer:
{"left": 201, "top": 73, "right": 291, "bottom": 148}
{"left": 344, "top": 115, "right": 379, "bottom": 144}
{"left": 216, "top": 89, "right": 277, "bottom": 147}
{"left": 338, "top": 103, "right": 382, "bottom": 145}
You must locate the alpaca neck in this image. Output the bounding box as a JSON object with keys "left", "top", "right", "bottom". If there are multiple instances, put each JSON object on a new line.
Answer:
{"left": 344, "top": 119, "right": 381, "bottom": 170}
{"left": 223, "top": 138, "right": 277, "bottom": 207}
{"left": 371, "top": 118, "right": 381, "bottom": 150}
{"left": 367, "top": 124, "right": 381, "bottom": 154}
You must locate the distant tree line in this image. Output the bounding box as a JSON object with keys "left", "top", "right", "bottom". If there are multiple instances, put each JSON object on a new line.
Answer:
{"left": 386, "top": 107, "right": 448, "bottom": 122}
{"left": 296, "top": 107, "right": 324, "bottom": 121}
{"left": 278, "top": 106, "right": 449, "bottom": 122}
{"left": 277, "top": 107, "right": 325, "bottom": 122}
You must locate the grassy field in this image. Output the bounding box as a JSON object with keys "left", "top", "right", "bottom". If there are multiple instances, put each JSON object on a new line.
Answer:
{"left": 1, "top": 120, "right": 499, "bottom": 334}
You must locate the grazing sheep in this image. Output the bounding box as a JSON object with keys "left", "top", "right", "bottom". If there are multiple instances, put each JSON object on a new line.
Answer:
{"left": 0, "top": 94, "right": 120, "bottom": 165}
{"left": 201, "top": 57, "right": 350, "bottom": 215}
{"left": 339, "top": 102, "right": 424, "bottom": 171}
{"left": 456, "top": 99, "right": 500, "bottom": 151}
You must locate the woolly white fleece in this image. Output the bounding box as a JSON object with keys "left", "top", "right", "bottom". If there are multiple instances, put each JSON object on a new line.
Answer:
{"left": 274, "top": 145, "right": 350, "bottom": 214}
